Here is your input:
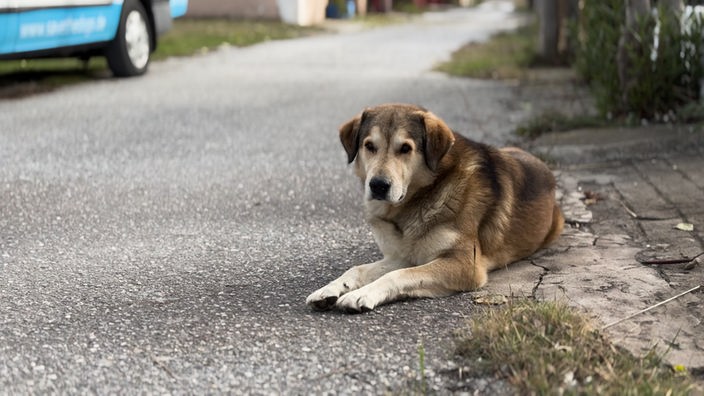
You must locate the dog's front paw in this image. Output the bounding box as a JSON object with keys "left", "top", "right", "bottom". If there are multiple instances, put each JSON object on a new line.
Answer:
{"left": 335, "top": 288, "right": 381, "bottom": 313}
{"left": 306, "top": 286, "right": 344, "bottom": 311}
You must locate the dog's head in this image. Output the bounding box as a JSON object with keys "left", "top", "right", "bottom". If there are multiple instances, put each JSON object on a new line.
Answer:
{"left": 339, "top": 103, "right": 455, "bottom": 205}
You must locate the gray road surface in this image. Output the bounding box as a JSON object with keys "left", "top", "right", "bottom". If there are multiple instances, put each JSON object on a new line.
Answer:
{"left": 1, "top": 2, "right": 531, "bottom": 393}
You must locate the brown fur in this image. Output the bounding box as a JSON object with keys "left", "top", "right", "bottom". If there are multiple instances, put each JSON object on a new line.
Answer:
{"left": 306, "top": 104, "right": 563, "bottom": 312}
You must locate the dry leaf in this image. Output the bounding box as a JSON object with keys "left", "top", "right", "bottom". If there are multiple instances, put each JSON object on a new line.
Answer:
{"left": 674, "top": 223, "right": 694, "bottom": 232}
{"left": 473, "top": 294, "right": 508, "bottom": 305}
{"left": 581, "top": 191, "right": 602, "bottom": 206}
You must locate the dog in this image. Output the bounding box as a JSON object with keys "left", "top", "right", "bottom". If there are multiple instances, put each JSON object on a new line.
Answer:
{"left": 306, "top": 103, "right": 563, "bottom": 312}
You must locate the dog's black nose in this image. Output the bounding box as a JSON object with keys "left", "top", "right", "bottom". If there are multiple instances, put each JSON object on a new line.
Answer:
{"left": 369, "top": 177, "right": 391, "bottom": 200}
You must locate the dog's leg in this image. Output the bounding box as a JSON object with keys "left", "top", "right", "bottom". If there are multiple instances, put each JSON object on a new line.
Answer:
{"left": 306, "top": 258, "right": 408, "bottom": 311}
{"left": 335, "top": 254, "right": 487, "bottom": 313}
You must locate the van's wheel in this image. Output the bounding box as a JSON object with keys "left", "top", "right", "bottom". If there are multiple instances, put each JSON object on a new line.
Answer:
{"left": 106, "top": 0, "right": 151, "bottom": 77}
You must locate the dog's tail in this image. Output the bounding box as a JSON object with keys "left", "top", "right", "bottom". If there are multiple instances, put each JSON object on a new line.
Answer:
{"left": 542, "top": 204, "right": 564, "bottom": 247}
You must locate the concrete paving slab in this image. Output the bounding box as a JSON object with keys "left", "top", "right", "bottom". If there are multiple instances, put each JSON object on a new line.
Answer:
{"left": 633, "top": 158, "right": 704, "bottom": 213}
{"left": 670, "top": 156, "right": 704, "bottom": 190}
{"left": 613, "top": 165, "right": 680, "bottom": 220}
{"left": 523, "top": 125, "right": 704, "bottom": 372}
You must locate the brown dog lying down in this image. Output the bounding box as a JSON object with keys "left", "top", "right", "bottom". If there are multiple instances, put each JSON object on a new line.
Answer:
{"left": 306, "top": 103, "right": 563, "bottom": 313}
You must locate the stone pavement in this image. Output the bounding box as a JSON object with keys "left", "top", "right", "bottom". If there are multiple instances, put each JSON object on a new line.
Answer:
{"left": 477, "top": 124, "right": 704, "bottom": 375}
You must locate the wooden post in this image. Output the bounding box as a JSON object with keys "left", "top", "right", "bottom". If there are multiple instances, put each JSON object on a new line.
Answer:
{"left": 537, "top": 0, "right": 559, "bottom": 61}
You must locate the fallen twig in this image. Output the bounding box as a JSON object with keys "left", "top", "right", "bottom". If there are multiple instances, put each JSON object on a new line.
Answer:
{"left": 149, "top": 353, "right": 177, "bottom": 380}
{"left": 602, "top": 285, "right": 701, "bottom": 330}
{"left": 638, "top": 251, "right": 704, "bottom": 265}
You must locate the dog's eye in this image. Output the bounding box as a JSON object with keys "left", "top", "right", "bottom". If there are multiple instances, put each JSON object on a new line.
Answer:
{"left": 399, "top": 143, "right": 412, "bottom": 154}
{"left": 364, "top": 142, "right": 377, "bottom": 153}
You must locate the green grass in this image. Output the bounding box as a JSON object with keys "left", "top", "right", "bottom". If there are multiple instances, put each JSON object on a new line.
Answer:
{"left": 435, "top": 21, "right": 620, "bottom": 138}
{"left": 0, "top": 19, "right": 319, "bottom": 98}
{"left": 516, "top": 110, "right": 610, "bottom": 138}
{"left": 417, "top": 342, "right": 427, "bottom": 394}
{"left": 435, "top": 24, "right": 539, "bottom": 79}
{"left": 390, "top": 0, "right": 424, "bottom": 14}
{"left": 454, "top": 300, "right": 698, "bottom": 395}
{"left": 152, "top": 19, "right": 320, "bottom": 60}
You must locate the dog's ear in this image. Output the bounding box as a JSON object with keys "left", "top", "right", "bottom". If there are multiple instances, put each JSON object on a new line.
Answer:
{"left": 418, "top": 111, "right": 455, "bottom": 171}
{"left": 339, "top": 110, "right": 367, "bottom": 163}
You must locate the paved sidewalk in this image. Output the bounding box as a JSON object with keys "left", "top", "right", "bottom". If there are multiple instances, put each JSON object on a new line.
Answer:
{"left": 479, "top": 124, "right": 704, "bottom": 373}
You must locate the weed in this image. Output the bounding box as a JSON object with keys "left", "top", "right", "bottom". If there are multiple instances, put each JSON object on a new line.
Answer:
{"left": 454, "top": 299, "right": 697, "bottom": 395}
{"left": 417, "top": 341, "right": 427, "bottom": 394}
{"left": 575, "top": 2, "right": 704, "bottom": 120}
{"left": 572, "top": 0, "right": 623, "bottom": 115}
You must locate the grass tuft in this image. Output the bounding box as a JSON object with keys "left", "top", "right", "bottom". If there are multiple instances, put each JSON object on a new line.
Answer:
{"left": 455, "top": 299, "right": 697, "bottom": 395}
{"left": 435, "top": 24, "right": 538, "bottom": 79}
{"left": 515, "top": 110, "right": 609, "bottom": 138}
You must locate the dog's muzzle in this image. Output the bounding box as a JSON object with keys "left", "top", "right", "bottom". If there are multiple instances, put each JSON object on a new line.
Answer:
{"left": 369, "top": 177, "right": 391, "bottom": 200}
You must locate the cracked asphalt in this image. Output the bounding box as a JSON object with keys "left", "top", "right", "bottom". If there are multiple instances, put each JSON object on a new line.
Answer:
{"left": 0, "top": 2, "right": 556, "bottom": 393}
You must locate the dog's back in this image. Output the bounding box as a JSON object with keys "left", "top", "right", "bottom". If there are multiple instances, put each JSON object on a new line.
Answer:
{"left": 434, "top": 137, "right": 563, "bottom": 272}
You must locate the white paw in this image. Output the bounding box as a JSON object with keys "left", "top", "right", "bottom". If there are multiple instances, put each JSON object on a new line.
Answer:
{"left": 306, "top": 284, "right": 346, "bottom": 311}
{"left": 335, "top": 286, "right": 387, "bottom": 313}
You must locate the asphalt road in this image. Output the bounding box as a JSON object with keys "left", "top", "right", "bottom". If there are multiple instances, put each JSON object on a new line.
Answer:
{"left": 1, "top": 2, "right": 528, "bottom": 393}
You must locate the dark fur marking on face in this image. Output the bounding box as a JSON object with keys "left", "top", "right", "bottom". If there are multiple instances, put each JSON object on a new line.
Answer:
{"left": 406, "top": 114, "right": 427, "bottom": 150}
{"left": 366, "top": 105, "right": 427, "bottom": 147}
{"left": 340, "top": 109, "right": 376, "bottom": 164}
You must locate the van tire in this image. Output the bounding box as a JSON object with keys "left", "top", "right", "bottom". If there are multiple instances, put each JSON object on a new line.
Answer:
{"left": 106, "top": 0, "right": 152, "bottom": 77}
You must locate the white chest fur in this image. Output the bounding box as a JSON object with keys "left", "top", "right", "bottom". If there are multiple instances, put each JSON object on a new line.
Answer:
{"left": 369, "top": 217, "right": 459, "bottom": 266}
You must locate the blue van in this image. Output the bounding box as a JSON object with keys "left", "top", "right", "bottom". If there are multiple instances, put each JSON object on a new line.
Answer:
{"left": 0, "top": 0, "right": 188, "bottom": 77}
